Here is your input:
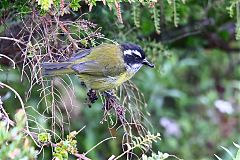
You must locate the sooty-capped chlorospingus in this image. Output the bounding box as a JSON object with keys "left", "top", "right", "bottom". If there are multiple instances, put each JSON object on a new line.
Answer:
{"left": 42, "top": 43, "right": 154, "bottom": 91}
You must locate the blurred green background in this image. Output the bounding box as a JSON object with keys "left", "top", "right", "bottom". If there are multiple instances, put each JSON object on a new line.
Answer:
{"left": 1, "top": 1, "right": 240, "bottom": 160}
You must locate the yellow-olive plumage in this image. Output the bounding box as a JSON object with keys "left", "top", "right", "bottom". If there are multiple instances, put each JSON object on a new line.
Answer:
{"left": 42, "top": 43, "right": 154, "bottom": 91}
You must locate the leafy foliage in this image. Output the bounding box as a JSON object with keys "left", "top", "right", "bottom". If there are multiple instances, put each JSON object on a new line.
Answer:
{"left": 142, "top": 151, "right": 181, "bottom": 160}
{"left": 70, "top": 0, "right": 81, "bottom": 11}
{"left": 132, "top": 3, "right": 141, "bottom": 28}
{"left": 227, "top": 0, "right": 240, "bottom": 39}
{"left": 53, "top": 131, "right": 78, "bottom": 160}
{"left": 214, "top": 143, "right": 240, "bottom": 160}
{"left": 0, "top": 110, "right": 37, "bottom": 159}
{"left": 37, "top": 0, "right": 53, "bottom": 11}
{"left": 38, "top": 132, "right": 51, "bottom": 143}
{"left": 1, "top": 0, "right": 240, "bottom": 160}
{"left": 111, "top": 132, "right": 161, "bottom": 159}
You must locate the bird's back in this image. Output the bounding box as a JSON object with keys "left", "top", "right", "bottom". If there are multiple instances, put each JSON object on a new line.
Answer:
{"left": 71, "top": 44, "right": 128, "bottom": 90}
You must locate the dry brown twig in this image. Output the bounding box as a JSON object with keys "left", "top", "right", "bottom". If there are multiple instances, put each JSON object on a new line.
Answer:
{"left": 0, "top": 7, "right": 153, "bottom": 159}
{"left": 0, "top": 99, "right": 93, "bottom": 160}
{"left": 0, "top": 9, "right": 104, "bottom": 151}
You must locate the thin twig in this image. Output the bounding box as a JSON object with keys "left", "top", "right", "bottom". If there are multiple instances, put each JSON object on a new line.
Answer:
{"left": 0, "top": 82, "right": 40, "bottom": 147}
{"left": 59, "top": 22, "right": 79, "bottom": 50}
{"left": 0, "top": 54, "right": 16, "bottom": 69}
{"left": 0, "top": 36, "right": 27, "bottom": 46}
{"left": 74, "top": 153, "right": 92, "bottom": 160}
{"left": 84, "top": 137, "right": 116, "bottom": 156}
{"left": 0, "top": 96, "right": 15, "bottom": 130}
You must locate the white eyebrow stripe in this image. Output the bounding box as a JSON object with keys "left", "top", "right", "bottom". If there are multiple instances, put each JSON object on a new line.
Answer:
{"left": 132, "top": 50, "right": 142, "bottom": 57}
{"left": 124, "top": 50, "right": 142, "bottom": 58}
{"left": 123, "top": 50, "right": 132, "bottom": 56}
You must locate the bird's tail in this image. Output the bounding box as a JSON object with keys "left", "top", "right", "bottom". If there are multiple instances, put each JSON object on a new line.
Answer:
{"left": 41, "top": 62, "right": 73, "bottom": 76}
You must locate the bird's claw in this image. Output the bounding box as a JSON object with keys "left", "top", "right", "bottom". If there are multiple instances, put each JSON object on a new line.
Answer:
{"left": 102, "top": 90, "right": 117, "bottom": 110}
{"left": 86, "top": 89, "right": 98, "bottom": 107}
{"left": 102, "top": 90, "right": 115, "bottom": 98}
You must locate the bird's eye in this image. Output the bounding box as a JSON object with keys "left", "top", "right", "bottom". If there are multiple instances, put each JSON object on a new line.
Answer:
{"left": 132, "top": 54, "right": 140, "bottom": 60}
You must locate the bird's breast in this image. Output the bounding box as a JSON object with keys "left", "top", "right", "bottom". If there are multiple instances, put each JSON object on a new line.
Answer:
{"left": 115, "top": 71, "right": 135, "bottom": 85}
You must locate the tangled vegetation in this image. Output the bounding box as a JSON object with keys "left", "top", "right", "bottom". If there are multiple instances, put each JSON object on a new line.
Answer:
{"left": 1, "top": 0, "right": 240, "bottom": 160}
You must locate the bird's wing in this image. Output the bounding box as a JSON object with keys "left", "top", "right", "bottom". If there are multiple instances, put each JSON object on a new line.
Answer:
{"left": 69, "top": 48, "right": 91, "bottom": 61}
{"left": 71, "top": 44, "right": 126, "bottom": 77}
{"left": 72, "top": 60, "right": 103, "bottom": 76}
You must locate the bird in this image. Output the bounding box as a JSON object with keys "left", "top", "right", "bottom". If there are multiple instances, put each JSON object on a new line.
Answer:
{"left": 41, "top": 43, "right": 154, "bottom": 91}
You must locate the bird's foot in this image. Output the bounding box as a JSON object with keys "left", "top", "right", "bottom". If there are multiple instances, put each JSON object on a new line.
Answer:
{"left": 86, "top": 89, "right": 98, "bottom": 108}
{"left": 102, "top": 90, "right": 115, "bottom": 98}
{"left": 102, "top": 90, "right": 116, "bottom": 111}
{"left": 101, "top": 90, "right": 126, "bottom": 124}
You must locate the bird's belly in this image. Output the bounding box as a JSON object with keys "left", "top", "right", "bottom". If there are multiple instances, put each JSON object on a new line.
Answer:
{"left": 78, "top": 72, "right": 133, "bottom": 91}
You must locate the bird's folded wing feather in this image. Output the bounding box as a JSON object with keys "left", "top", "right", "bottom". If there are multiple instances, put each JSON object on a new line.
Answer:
{"left": 71, "top": 44, "right": 126, "bottom": 77}
{"left": 69, "top": 48, "right": 91, "bottom": 61}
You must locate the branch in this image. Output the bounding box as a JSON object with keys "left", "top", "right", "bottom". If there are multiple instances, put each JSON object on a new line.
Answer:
{"left": 0, "top": 83, "right": 40, "bottom": 147}
{"left": 0, "top": 36, "right": 27, "bottom": 46}
{"left": 84, "top": 137, "right": 116, "bottom": 156}
{"left": 59, "top": 22, "right": 79, "bottom": 50}
{"left": 74, "top": 153, "right": 92, "bottom": 160}
{"left": 0, "top": 96, "right": 15, "bottom": 130}
{"left": 0, "top": 95, "right": 93, "bottom": 160}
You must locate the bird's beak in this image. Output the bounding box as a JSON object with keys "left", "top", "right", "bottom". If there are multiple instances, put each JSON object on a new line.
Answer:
{"left": 142, "top": 59, "right": 154, "bottom": 68}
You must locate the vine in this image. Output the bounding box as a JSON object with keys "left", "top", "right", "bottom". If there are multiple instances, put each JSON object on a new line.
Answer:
{"left": 152, "top": 2, "right": 161, "bottom": 34}
{"left": 132, "top": 3, "right": 141, "bottom": 28}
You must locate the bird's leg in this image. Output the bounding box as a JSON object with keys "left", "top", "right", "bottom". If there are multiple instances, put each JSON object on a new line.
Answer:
{"left": 86, "top": 89, "right": 98, "bottom": 108}
{"left": 103, "top": 90, "right": 115, "bottom": 98}
{"left": 101, "top": 90, "right": 126, "bottom": 124}
{"left": 102, "top": 90, "right": 116, "bottom": 111}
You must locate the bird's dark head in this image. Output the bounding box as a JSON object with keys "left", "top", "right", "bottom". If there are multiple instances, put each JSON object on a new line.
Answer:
{"left": 120, "top": 43, "right": 154, "bottom": 69}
